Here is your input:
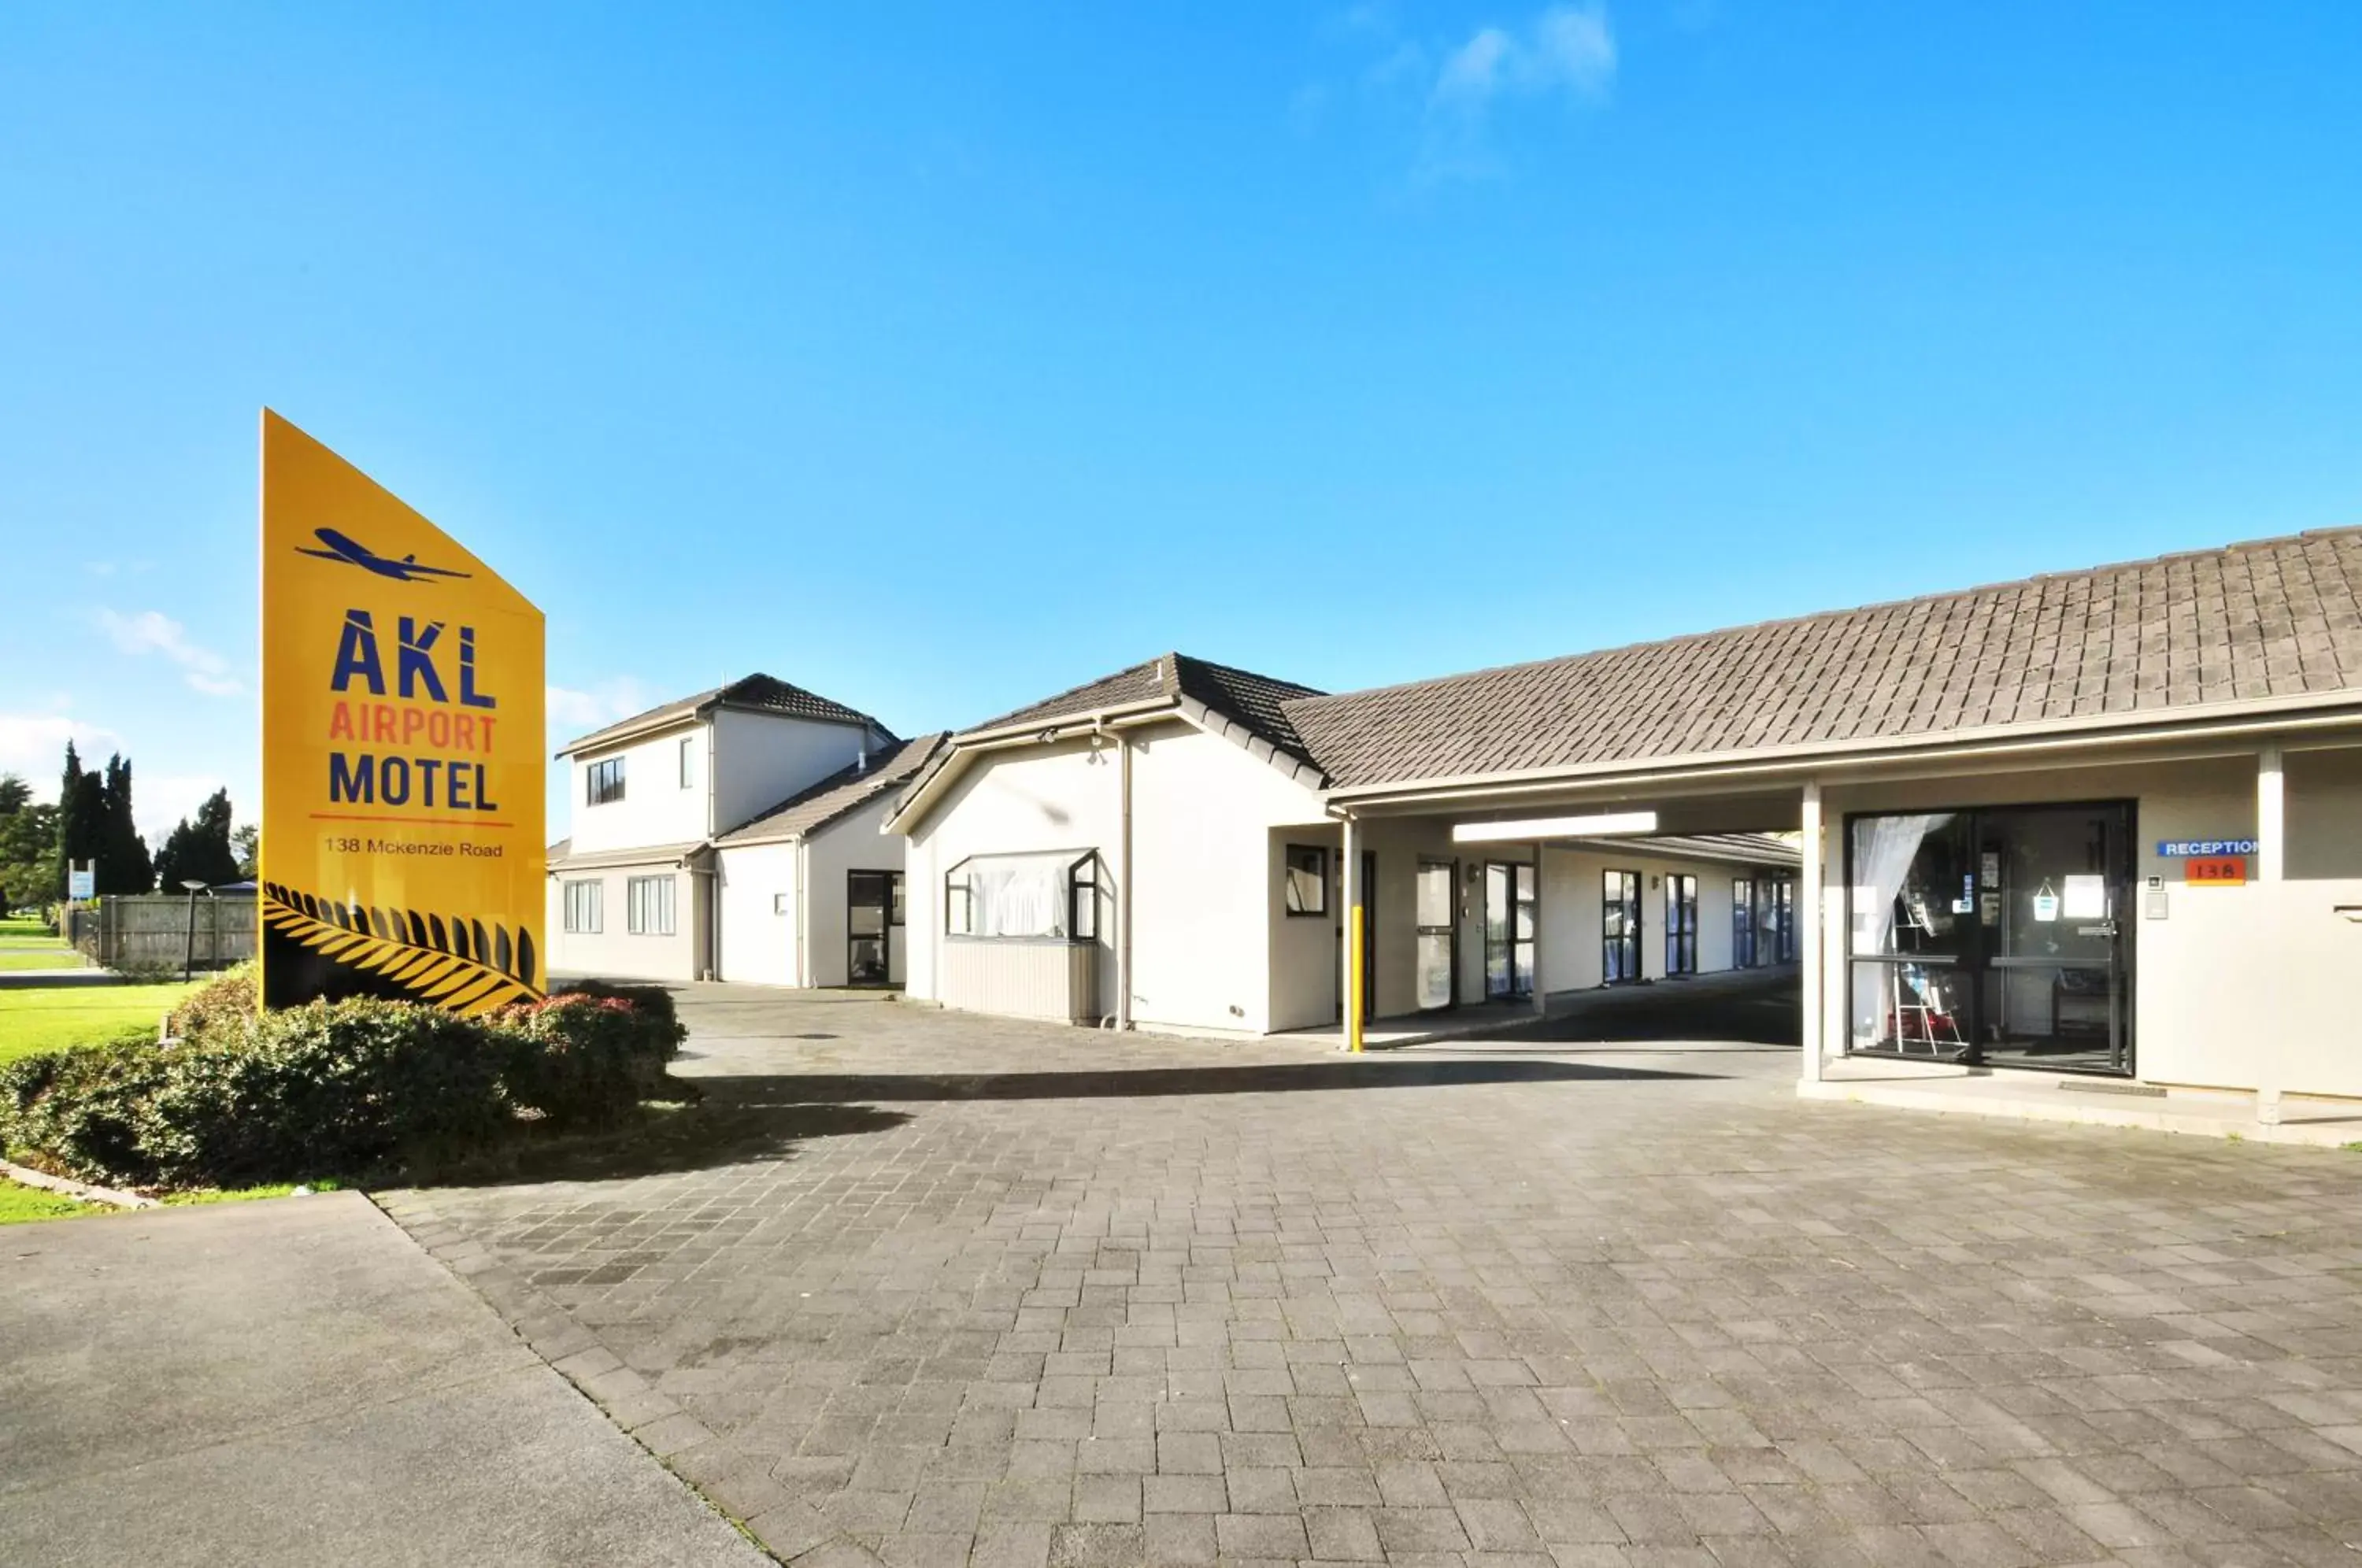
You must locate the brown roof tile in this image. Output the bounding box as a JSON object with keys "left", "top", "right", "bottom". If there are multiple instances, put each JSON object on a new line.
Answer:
{"left": 1283, "top": 528, "right": 2362, "bottom": 790}
{"left": 559, "top": 673, "right": 888, "bottom": 756}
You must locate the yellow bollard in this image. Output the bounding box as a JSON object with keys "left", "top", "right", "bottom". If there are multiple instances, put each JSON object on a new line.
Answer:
{"left": 1348, "top": 903, "right": 1365, "bottom": 1053}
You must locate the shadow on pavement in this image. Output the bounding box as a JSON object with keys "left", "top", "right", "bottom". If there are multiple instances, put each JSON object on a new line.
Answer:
{"left": 436, "top": 1101, "right": 914, "bottom": 1187}
{"left": 711, "top": 1057, "right": 1717, "bottom": 1105}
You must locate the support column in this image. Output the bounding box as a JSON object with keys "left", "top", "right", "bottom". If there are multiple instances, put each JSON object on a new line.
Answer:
{"left": 2259, "top": 745, "right": 2286, "bottom": 883}
{"left": 1531, "top": 842, "right": 1548, "bottom": 1017}
{"left": 2257, "top": 745, "right": 2284, "bottom": 1122}
{"left": 1342, "top": 814, "right": 1364, "bottom": 1052}
{"left": 1800, "top": 781, "right": 1824, "bottom": 1085}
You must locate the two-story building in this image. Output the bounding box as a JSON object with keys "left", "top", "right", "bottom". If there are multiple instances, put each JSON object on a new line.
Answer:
{"left": 545, "top": 673, "right": 932, "bottom": 986}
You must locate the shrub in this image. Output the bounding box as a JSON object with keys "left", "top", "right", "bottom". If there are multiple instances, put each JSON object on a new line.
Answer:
{"left": 139, "top": 1000, "right": 513, "bottom": 1186}
{"left": 550, "top": 979, "right": 686, "bottom": 1062}
{"left": 0, "top": 999, "right": 511, "bottom": 1188}
{"left": 490, "top": 991, "right": 683, "bottom": 1129}
{"left": 0, "top": 1041, "right": 176, "bottom": 1186}
{"left": 0, "top": 982, "right": 689, "bottom": 1189}
{"left": 170, "top": 963, "right": 258, "bottom": 1045}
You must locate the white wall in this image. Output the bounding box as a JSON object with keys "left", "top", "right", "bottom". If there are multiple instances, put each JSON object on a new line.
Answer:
{"left": 903, "top": 736, "right": 1120, "bottom": 1016}
{"left": 545, "top": 862, "right": 700, "bottom": 981}
{"left": 805, "top": 794, "right": 910, "bottom": 988}
{"left": 565, "top": 723, "right": 709, "bottom": 855}
{"left": 716, "top": 841, "right": 799, "bottom": 986}
{"left": 712, "top": 710, "right": 877, "bottom": 838}
{"left": 1128, "top": 727, "right": 1327, "bottom": 1033}
{"left": 901, "top": 721, "right": 1329, "bottom": 1032}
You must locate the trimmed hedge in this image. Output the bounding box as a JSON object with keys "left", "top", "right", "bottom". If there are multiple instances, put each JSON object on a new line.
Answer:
{"left": 0, "top": 977, "right": 688, "bottom": 1189}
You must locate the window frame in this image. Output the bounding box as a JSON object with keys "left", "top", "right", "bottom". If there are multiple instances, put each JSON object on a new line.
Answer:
{"left": 1283, "top": 844, "right": 1329, "bottom": 917}
{"left": 679, "top": 736, "right": 694, "bottom": 790}
{"left": 562, "top": 878, "right": 603, "bottom": 934}
{"left": 1070, "top": 854, "right": 1098, "bottom": 942}
{"left": 586, "top": 756, "right": 626, "bottom": 806}
{"left": 625, "top": 874, "right": 676, "bottom": 937}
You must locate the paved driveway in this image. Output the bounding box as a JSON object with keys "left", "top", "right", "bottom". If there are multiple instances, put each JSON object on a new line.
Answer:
{"left": 387, "top": 984, "right": 2362, "bottom": 1566}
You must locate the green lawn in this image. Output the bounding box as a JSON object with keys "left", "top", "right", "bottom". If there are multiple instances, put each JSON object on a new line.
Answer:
{"left": 0, "top": 919, "right": 79, "bottom": 972}
{"left": 0, "top": 949, "right": 83, "bottom": 971}
{"left": 0, "top": 982, "right": 197, "bottom": 1064}
{"left": 0, "top": 1176, "right": 106, "bottom": 1224}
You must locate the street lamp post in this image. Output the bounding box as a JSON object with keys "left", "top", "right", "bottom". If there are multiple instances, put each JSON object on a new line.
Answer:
{"left": 180, "top": 881, "right": 209, "bottom": 982}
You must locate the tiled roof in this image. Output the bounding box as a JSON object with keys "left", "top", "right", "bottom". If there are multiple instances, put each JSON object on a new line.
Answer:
{"left": 1283, "top": 528, "right": 2362, "bottom": 790}
{"left": 558, "top": 674, "right": 888, "bottom": 756}
{"left": 716, "top": 734, "right": 949, "bottom": 845}
{"left": 965, "top": 653, "right": 1325, "bottom": 771}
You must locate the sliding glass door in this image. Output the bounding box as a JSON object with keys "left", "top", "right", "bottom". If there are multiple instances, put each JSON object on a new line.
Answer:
{"left": 1665, "top": 874, "right": 1697, "bottom": 975}
{"left": 1731, "top": 876, "right": 1756, "bottom": 967}
{"left": 1483, "top": 861, "right": 1536, "bottom": 1000}
{"left": 1602, "top": 869, "right": 1642, "bottom": 983}
{"left": 1846, "top": 802, "right": 2134, "bottom": 1074}
{"left": 1415, "top": 860, "right": 1457, "bottom": 1011}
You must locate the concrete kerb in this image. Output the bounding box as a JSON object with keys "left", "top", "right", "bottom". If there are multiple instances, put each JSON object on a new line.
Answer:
{"left": 373, "top": 1189, "right": 868, "bottom": 1566}
{"left": 0, "top": 1154, "right": 157, "bottom": 1208}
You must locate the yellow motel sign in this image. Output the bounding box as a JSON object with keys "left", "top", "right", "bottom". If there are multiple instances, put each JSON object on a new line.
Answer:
{"left": 259, "top": 410, "right": 546, "bottom": 1013}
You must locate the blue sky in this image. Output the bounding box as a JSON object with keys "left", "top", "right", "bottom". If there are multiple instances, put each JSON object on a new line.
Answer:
{"left": 3, "top": 3, "right": 2359, "bottom": 841}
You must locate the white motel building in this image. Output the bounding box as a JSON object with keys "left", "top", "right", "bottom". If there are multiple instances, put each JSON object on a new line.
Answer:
{"left": 879, "top": 528, "right": 2362, "bottom": 1109}
{"left": 544, "top": 675, "right": 942, "bottom": 989}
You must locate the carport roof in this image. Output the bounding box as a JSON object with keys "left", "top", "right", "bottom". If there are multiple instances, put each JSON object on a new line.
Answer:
{"left": 1281, "top": 527, "right": 2362, "bottom": 791}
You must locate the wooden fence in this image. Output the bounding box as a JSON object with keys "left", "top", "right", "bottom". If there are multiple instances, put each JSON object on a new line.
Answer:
{"left": 69, "top": 895, "right": 257, "bottom": 974}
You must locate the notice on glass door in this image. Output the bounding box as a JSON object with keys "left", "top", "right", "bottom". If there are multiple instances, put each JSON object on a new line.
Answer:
{"left": 2062, "top": 875, "right": 2108, "bottom": 919}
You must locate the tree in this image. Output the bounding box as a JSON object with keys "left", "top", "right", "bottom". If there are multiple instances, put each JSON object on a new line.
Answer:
{"left": 0, "top": 774, "right": 28, "bottom": 815}
{"left": 0, "top": 785, "right": 57, "bottom": 913}
{"left": 154, "top": 789, "right": 240, "bottom": 891}
{"left": 97, "top": 754, "right": 152, "bottom": 896}
{"left": 231, "top": 823, "right": 259, "bottom": 880}
{"left": 56, "top": 742, "right": 105, "bottom": 898}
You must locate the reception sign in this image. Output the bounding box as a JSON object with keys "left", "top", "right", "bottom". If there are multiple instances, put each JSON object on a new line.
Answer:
{"left": 259, "top": 410, "right": 546, "bottom": 1013}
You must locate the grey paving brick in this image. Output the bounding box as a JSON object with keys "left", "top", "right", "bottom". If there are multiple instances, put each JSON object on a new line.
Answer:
{"left": 383, "top": 985, "right": 2362, "bottom": 1568}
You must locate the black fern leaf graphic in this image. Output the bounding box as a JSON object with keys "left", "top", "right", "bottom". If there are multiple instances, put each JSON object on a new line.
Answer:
{"left": 261, "top": 880, "right": 542, "bottom": 1015}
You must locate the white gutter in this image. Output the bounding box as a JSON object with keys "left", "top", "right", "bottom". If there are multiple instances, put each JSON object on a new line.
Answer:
{"left": 794, "top": 838, "right": 810, "bottom": 988}
{"left": 1327, "top": 700, "right": 2362, "bottom": 813}
{"left": 1115, "top": 727, "right": 1134, "bottom": 1031}
{"left": 883, "top": 701, "right": 1180, "bottom": 835}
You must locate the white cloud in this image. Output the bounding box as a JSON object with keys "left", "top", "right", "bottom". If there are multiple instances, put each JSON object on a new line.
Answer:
{"left": 0, "top": 712, "right": 119, "bottom": 803}
{"left": 1434, "top": 4, "right": 1616, "bottom": 109}
{"left": 95, "top": 609, "right": 245, "bottom": 697}
{"left": 546, "top": 679, "right": 650, "bottom": 734}
{"left": 1409, "top": 4, "right": 1616, "bottom": 183}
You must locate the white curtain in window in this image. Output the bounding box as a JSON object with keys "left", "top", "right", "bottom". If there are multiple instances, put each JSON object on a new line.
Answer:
{"left": 974, "top": 859, "right": 1065, "bottom": 937}
{"left": 1851, "top": 813, "right": 1953, "bottom": 957}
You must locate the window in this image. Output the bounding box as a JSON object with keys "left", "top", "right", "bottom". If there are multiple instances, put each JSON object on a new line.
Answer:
{"left": 626, "top": 875, "right": 676, "bottom": 936}
{"left": 1665, "top": 874, "right": 1697, "bottom": 976}
{"left": 945, "top": 851, "right": 1100, "bottom": 940}
{"left": 1603, "top": 870, "right": 1642, "bottom": 983}
{"left": 1283, "top": 845, "right": 1328, "bottom": 916}
{"left": 562, "top": 879, "right": 602, "bottom": 934}
{"left": 679, "top": 737, "right": 694, "bottom": 790}
{"left": 587, "top": 756, "right": 625, "bottom": 805}
{"left": 1732, "top": 877, "right": 1756, "bottom": 968}
{"left": 890, "top": 872, "right": 905, "bottom": 927}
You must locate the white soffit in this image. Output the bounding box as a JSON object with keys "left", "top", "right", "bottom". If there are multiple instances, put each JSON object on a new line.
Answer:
{"left": 1451, "top": 811, "right": 1659, "bottom": 844}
